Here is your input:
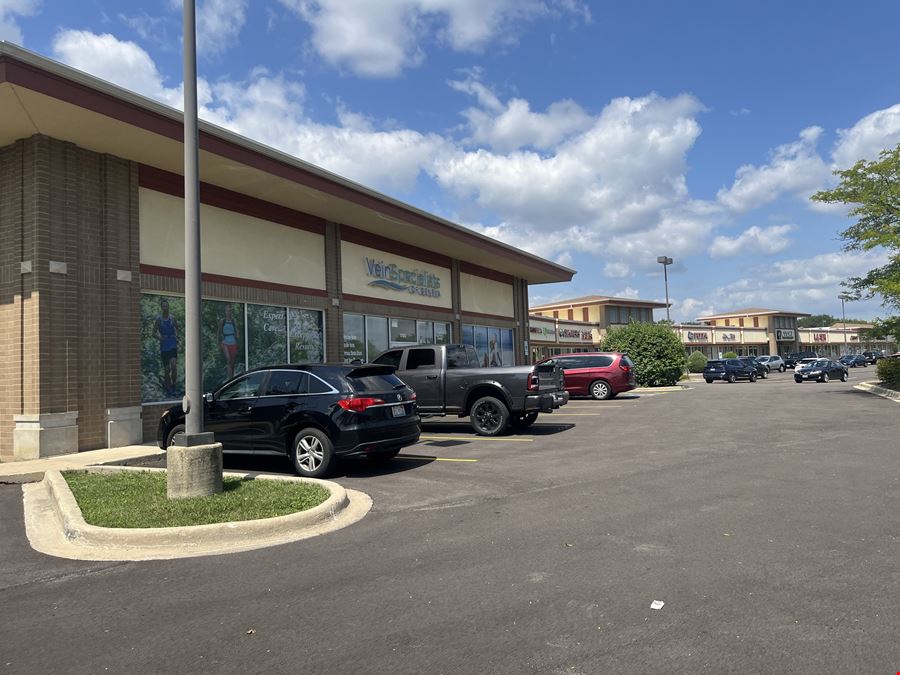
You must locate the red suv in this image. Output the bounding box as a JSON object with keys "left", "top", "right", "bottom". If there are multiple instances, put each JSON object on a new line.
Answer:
{"left": 538, "top": 352, "right": 636, "bottom": 400}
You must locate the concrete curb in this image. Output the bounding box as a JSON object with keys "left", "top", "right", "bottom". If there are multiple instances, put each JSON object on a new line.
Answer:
{"left": 631, "top": 385, "right": 691, "bottom": 393}
{"left": 0, "top": 446, "right": 165, "bottom": 485}
{"left": 23, "top": 466, "right": 372, "bottom": 561}
{"left": 853, "top": 381, "right": 900, "bottom": 403}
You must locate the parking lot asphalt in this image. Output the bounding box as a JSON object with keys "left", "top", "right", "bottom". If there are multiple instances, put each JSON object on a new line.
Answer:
{"left": 2, "top": 371, "right": 899, "bottom": 674}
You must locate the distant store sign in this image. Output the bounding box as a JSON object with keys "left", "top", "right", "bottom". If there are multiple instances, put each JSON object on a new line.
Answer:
{"left": 687, "top": 331, "right": 709, "bottom": 341}
{"left": 529, "top": 325, "right": 556, "bottom": 339}
{"left": 365, "top": 257, "right": 441, "bottom": 298}
{"left": 776, "top": 329, "right": 795, "bottom": 341}
{"left": 813, "top": 332, "right": 827, "bottom": 342}
{"left": 720, "top": 332, "right": 737, "bottom": 342}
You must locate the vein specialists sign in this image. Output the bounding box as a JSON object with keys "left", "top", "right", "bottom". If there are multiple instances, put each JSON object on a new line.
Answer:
{"left": 365, "top": 257, "right": 441, "bottom": 298}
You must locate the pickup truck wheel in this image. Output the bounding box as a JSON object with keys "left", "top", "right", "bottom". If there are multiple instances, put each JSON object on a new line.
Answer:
{"left": 470, "top": 396, "right": 510, "bottom": 436}
{"left": 511, "top": 411, "right": 538, "bottom": 430}
{"left": 589, "top": 379, "right": 613, "bottom": 400}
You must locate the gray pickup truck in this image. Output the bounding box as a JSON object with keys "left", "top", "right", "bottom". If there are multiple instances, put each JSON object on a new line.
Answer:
{"left": 372, "top": 344, "right": 569, "bottom": 436}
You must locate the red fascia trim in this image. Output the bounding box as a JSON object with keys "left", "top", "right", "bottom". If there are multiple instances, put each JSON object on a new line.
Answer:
{"left": 0, "top": 54, "right": 569, "bottom": 280}
{"left": 460, "top": 310, "right": 516, "bottom": 322}
{"left": 458, "top": 261, "right": 514, "bottom": 284}
{"left": 140, "top": 264, "right": 329, "bottom": 297}
{"left": 342, "top": 293, "right": 454, "bottom": 315}
{"left": 138, "top": 165, "right": 326, "bottom": 235}
{"left": 340, "top": 226, "right": 452, "bottom": 268}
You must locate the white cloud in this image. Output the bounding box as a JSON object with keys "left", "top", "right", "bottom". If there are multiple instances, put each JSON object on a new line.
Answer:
{"left": 0, "top": 0, "right": 39, "bottom": 44}
{"left": 831, "top": 103, "right": 900, "bottom": 169}
{"left": 716, "top": 127, "right": 831, "bottom": 213}
{"left": 52, "top": 30, "right": 183, "bottom": 106}
{"left": 603, "top": 261, "right": 631, "bottom": 278}
{"left": 278, "top": 0, "right": 590, "bottom": 77}
{"left": 613, "top": 286, "right": 640, "bottom": 299}
{"left": 451, "top": 73, "right": 593, "bottom": 152}
{"left": 197, "top": 0, "right": 247, "bottom": 55}
{"left": 708, "top": 224, "right": 795, "bottom": 259}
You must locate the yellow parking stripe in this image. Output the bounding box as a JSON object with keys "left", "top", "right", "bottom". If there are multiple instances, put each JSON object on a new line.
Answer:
{"left": 396, "top": 454, "right": 479, "bottom": 462}
{"left": 418, "top": 434, "right": 534, "bottom": 442}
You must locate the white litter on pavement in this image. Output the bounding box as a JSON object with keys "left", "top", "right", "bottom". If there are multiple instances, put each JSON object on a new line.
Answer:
{"left": 650, "top": 600, "right": 665, "bottom": 610}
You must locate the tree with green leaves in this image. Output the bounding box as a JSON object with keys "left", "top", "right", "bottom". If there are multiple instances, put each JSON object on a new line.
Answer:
{"left": 811, "top": 145, "right": 900, "bottom": 327}
{"left": 600, "top": 321, "right": 685, "bottom": 386}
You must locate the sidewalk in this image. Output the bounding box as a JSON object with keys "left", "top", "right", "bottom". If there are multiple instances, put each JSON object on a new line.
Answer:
{"left": 0, "top": 444, "right": 165, "bottom": 484}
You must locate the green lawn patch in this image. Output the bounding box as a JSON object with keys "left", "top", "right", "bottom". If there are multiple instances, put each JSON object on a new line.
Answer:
{"left": 63, "top": 471, "right": 330, "bottom": 528}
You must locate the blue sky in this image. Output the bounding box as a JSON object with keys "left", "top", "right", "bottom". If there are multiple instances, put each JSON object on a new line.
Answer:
{"left": 4, "top": 0, "right": 900, "bottom": 322}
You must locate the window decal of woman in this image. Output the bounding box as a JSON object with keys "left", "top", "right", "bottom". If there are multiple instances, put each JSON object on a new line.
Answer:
{"left": 219, "top": 305, "right": 239, "bottom": 380}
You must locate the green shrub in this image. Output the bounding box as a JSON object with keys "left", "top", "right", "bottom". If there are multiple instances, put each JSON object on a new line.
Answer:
{"left": 722, "top": 351, "right": 738, "bottom": 359}
{"left": 686, "top": 351, "right": 708, "bottom": 373}
{"left": 600, "top": 322, "right": 686, "bottom": 386}
{"left": 876, "top": 357, "right": 900, "bottom": 389}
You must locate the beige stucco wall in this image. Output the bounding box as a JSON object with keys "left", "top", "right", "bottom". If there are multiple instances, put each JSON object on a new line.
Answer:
{"left": 460, "top": 272, "right": 514, "bottom": 317}
{"left": 139, "top": 188, "right": 326, "bottom": 290}
{"left": 340, "top": 240, "right": 452, "bottom": 309}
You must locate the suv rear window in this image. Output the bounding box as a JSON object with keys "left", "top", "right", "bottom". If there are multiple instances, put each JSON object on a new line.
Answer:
{"left": 348, "top": 373, "right": 405, "bottom": 393}
{"left": 706, "top": 360, "right": 724, "bottom": 367}
{"left": 586, "top": 355, "right": 614, "bottom": 368}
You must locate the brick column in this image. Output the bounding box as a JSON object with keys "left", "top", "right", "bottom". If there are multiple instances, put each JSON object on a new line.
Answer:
{"left": 324, "top": 221, "right": 343, "bottom": 361}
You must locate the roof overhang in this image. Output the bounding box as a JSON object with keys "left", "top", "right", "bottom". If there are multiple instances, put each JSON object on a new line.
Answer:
{"left": 0, "top": 42, "right": 574, "bottom": 285}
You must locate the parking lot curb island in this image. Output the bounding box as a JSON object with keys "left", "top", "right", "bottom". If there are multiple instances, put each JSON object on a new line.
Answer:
{"left": 853, "top": 381, "right": 900, "bottom": 403}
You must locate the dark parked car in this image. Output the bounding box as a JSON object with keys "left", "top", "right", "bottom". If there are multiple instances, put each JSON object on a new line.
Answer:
{"left": 157, "top": 364, "right": 420, "bottom": 477}
{"left": 373, "top": 345, "right": 568, "bottom": 435}
{"left": 538, "top": 352, "right": 636, "bottom": 400}
{"left": 739, "top": 356, "right": 769, "bottom": 379}
{"left": 784, "top": 351, "right": 818, "bottom": 368}
{"left": 862, "top": 350, "right": 884, "bottom": 364}
{"left": 839, "top": 354, "right": 868, "bottom": 368}
{"left": 794, "top": 359, "right": 848, "bottom": 383}
{"left": 703, "top": 358, "right": 758, "bottom": 383}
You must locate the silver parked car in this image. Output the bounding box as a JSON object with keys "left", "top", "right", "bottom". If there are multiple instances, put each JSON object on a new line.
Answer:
{"left": 756, "top": 355, "right": 786, "bottom": 372}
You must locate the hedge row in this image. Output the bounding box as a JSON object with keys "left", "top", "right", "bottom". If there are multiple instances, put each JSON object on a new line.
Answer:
{"left": 876, "top": 357, "right": 900, "bottom": 389}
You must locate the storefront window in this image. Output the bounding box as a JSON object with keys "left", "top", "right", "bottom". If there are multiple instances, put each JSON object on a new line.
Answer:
{"left": 343, "top": 314, "right": 365, "bottom": 362}
{"left": 289, "top": 308, "right": 324, "bottom": 363}
{"left": 417, "top": 320, "right": 434, "bottom": 344}
{"left": 202, "top": 299, "right": 245, "bottom": 392}
{"left": 140, "top": 294, "right": 186, "bottom": 403}
{"left": 462, "top": 324, "right": 474, "bottom": 348}
{"left": 366, "top": 316, "right": 389, "bottom": 360}
{"left": 501, "top": 329, "right": 514, "bottom": 366}
{"left": 390, "top": 318, "right": 417, "bottom": 347}
{"left": 473, "top": 326, "right": 489, "bottom": 367}
{"left": 434, "top": 322, "right": 450, "bottom": 345}
{"left": 247, "top": 304, "right": 287, "bottom": 369}
{"left": 463, "top": 323, "right": 514, "bottom": 367}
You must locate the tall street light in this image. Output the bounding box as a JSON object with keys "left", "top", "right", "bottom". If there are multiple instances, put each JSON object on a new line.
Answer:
{"left": 657, "top": 256, "right": 673, "bottom": 322}
{"left": 839, "top": 292, "right": 852, "bottom": 354}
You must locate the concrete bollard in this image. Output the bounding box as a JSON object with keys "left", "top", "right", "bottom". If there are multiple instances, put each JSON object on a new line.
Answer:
{"left": 167, "top": 442, "right": 224, "bottom": 499}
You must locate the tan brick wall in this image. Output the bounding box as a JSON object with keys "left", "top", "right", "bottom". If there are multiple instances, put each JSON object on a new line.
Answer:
{"left": 0, "top": 135, "right": 142, "bottom": 454}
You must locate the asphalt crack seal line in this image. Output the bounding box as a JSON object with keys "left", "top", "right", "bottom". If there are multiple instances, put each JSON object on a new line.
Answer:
{"left": 21, "top": 467, "right": 372, "bottom": 562}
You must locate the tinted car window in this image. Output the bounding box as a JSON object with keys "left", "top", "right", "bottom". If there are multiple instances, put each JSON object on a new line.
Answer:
{"left": 556, "top": 356, "right": 585, "bottom": 369}
{"left": 406, "top": 348, "right": 437, "bottom": 370}
{"left": 706, "top": 360, "right": 724, "bottom": 368}
{"left": 218, "top": 371, "right": 266, "bottom": 400}
{"left": 264, "top": 370, "right": 308, "bottom": 396}
{"left": 586, "top": 355, "right": 614, "bottom": 368}
{"left": 308, "top": 374, "right": 334, "bottom": 394}
{"left": 349, "top": 373, "right": 405, "bottom": 393}
{"left": 447, "top": 346, "right": 469, "bottom": 369}
{"left": 373, "top": 350, "right": 403, "bottom": 369}
{"left": 621, "top": 355, "right": 634, "bottom": 368}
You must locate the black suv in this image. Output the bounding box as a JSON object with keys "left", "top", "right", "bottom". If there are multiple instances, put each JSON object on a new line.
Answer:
{"left": 862, "top": 350, "right": 884, "bottom": 364}
{"left": 739, "top": 356, "right": 769, "bottom": 379}
{"left": 703, "top": 358, "right": 758, "bottom": 383}
{"left": 157, "top": 364, "right": 420, "bottom": 477}
{"left": 784, "top": 351, "right": 818, "bottom": 368}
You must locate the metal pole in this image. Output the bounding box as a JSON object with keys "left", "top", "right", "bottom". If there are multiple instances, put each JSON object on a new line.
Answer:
{"left": 841, "top": 297, "right": 847, "bottom": 352}
{"left": 663, "top": 262, "right": 670, "bottom": 322}
{"left": 183, "top": 0, "right": 202, "bottom": 437}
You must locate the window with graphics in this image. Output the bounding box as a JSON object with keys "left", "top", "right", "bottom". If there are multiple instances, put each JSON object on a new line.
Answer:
{"left": 462, "top": 323, "right": 514, "bottom": 368}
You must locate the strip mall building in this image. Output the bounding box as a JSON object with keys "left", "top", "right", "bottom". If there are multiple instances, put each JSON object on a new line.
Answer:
{"left": 0, "top": 43, "right": 574, "bottom": 460}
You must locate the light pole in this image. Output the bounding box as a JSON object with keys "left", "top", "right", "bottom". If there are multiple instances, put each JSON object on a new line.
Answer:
{"left": 839, "top": 292, "right": 852, "bottom": 354}
{"left": 657, "top": 256, "right": 673, "bottom": 322}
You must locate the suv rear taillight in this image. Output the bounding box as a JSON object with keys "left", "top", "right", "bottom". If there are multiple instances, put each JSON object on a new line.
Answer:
{"left": 619, "top": 363, "right": 631, "bottom": 373}
{"left": 338, "top": 397, "right": 385, "bottom": 412}
{"left": 527, "top": 370, "right": 540, "bottom": 391}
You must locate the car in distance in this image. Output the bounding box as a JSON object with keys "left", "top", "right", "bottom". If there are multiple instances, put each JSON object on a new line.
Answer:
{"left": 157, "top": 364, "right": 420, "bottom": 478}
{"left": 794, "top": 359, "right": 848, "bottom": 383}
{"left": 784, "top": 351, "right": 818, "bottom": 368}
{"left": 839, "top": 354, "right": 868, "bottom": 368}
{"left": 862, "top": 350, "right": 884, "bottom": 364}
{"left": 756, "top": 355, "right": 786, "bottom": 372}
{"left": 739, "top": 356, "right": 769, "bottom": 379}
{"left": 538, "top": 352, "right": 636, "bottom": 400}
{"left": 793, "top": 357, "right": 819, "bottom": 372}
{"left": 703, "top": 358, "right": 758, "bottom": 383}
